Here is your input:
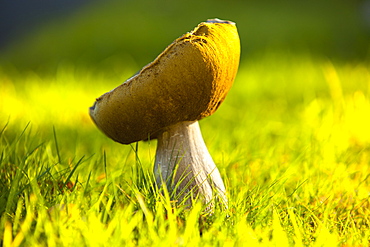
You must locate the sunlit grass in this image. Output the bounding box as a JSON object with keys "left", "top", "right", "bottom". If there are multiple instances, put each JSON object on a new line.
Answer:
{"left": 1, "top": 52, "right": 370, "bottom": 246}
{"left": 0, "top": 64, "right": 136, "bottom": 129}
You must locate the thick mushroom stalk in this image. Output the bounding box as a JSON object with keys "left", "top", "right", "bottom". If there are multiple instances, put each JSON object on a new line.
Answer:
{"left": 154, "top": 121, "right": 227, "bottom": 206}
{"left": 89, "top": 19, "right": 240, "bottom": 208}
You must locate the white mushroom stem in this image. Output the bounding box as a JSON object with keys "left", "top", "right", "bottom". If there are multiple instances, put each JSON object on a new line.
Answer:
{"left": 154, "top": 121, "right": 227, "bottom": 207}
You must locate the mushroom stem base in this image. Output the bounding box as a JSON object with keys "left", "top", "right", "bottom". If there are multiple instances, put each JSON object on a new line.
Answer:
{"left": 154, "top": 121, "right": 227, "bottom": 207}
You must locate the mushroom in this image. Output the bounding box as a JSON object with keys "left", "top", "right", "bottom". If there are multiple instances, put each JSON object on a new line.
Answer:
{"left": 89, "top": 19, "right": 240, "bottom": 207}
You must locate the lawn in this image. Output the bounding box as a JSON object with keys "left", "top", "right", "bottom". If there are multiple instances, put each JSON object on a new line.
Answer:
{"left": 1, "top": 51, "right": 369, "bottom": 246}
{"left": 1, "top": 0, "right": 370, "bottom": 246}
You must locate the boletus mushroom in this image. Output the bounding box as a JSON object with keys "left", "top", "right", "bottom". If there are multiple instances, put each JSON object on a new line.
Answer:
{"left": 89, "top": 19, "right": 240, "bottom": 207}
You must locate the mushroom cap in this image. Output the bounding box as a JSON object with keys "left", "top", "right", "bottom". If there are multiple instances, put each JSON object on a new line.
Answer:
{"left": 89, "top": 19, "right": 240, "bottom": 144}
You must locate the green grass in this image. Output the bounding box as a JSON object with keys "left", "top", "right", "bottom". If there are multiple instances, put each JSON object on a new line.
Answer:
{"left": 1, "top": 50, "right": 370, "bottom": 246}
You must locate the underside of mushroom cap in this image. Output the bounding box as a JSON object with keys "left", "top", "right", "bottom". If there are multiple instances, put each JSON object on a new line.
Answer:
{"left": 89, "top": 19, "right": 240, "bottom": 144}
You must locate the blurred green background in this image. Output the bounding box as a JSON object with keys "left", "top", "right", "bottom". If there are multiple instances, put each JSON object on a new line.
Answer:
{"left": 1, "top": 0, "right": 369, "bottom": 75}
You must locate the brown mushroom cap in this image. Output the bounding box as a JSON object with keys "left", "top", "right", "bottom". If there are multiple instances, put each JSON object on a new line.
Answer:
{"left": 89, "top": 19, "right": 240, "bottom": 144}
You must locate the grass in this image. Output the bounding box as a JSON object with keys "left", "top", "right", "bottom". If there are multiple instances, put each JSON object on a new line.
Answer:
{"left": 0, "top": 0, "right": 369, "bottom": 244}
{"left": 1, "top": 49, "right": 369, "bottom": 246}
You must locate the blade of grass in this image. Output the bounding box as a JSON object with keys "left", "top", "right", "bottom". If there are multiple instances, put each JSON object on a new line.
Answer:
{"left": 62, "top": 155, "right": 85, "bottom": 189}
{"left": 53, "top": 126, "right": 61, "bottom": 164}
